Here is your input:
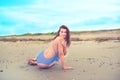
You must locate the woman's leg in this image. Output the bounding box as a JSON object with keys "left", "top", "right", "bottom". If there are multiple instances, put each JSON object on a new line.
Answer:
{"left": 48, "top": 62, "right": 56, "bottom": 68}
{"left": 37, "top": 62, "right": 56, "bottom": 69}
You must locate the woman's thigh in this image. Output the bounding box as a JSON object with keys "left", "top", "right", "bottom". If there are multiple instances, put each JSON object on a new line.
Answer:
{"left": 37, "top": 63, "right": 49, "bottom": 69}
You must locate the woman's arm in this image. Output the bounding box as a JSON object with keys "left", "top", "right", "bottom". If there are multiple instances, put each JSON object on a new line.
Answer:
{"left": 63, "top": 41, "right": 67, "bottom": 55}
{"left": 57, "top": 38, "right": 73, "bottom": 70}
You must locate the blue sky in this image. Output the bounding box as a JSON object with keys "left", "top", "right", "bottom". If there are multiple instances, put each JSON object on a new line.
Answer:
{"left": 0, "top": 0, "right": 120, "bottom": 36}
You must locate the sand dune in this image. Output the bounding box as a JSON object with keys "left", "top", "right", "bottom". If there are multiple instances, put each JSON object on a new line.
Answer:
{"left": 0, "top": 29, "right": 120, "bottom": 42}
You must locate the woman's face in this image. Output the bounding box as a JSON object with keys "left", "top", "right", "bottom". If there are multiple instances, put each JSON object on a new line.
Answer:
{"left": 59, "top": 28, "right": 67, "bottom": 39}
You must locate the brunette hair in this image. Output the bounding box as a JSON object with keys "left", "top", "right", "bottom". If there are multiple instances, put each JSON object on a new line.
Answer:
{"left": 53, "top": 25, "right": 71, "bottom": 47}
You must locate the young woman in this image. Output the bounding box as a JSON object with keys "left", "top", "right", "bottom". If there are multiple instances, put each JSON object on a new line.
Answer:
{"left": 28, "top": 25, "right": 73, "bottom": 70}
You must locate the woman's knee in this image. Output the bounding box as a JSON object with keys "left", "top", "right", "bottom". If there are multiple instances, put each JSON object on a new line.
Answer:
{"left": 37, "top": 63, "right": 49, "bottom": 69}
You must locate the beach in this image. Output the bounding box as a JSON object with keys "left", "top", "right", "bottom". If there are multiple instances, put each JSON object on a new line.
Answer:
{"left": 0, "top": 29, "right": 120, "bottom": 80}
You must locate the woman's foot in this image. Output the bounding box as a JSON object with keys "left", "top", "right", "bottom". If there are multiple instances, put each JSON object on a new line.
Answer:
{"left": 28, "top": 58, "right": 37, "bottom": 65}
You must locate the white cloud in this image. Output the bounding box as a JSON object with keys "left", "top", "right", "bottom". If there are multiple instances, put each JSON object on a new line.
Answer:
{"left": 0, "top": 0, "right": 120, "bottom": 35}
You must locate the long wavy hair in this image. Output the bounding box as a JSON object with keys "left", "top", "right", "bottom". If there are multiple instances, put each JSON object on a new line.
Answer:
{"left": 53, "top": 25, "right": 71, "bottom": 47}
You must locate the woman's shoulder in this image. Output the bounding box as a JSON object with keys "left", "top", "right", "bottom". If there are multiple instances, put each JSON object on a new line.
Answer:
{"left": 54, "top": 36, "right": 63, "bottom": 42}
{"left": 54, "top": 37, "right": 66, "bottom": 45}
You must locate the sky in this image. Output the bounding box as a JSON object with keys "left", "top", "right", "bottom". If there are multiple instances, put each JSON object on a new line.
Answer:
{"left": 0, "top": 0, "right": 120, "bottom": 36}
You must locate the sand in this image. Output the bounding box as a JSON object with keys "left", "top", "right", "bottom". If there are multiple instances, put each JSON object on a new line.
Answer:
{"left": 0, "top": 40, "right": 120, "bottom": 80}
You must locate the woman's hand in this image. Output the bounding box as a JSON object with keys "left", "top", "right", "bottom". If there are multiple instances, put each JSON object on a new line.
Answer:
{"left": 63, "top": 65, "right": 73, "bottom": 70}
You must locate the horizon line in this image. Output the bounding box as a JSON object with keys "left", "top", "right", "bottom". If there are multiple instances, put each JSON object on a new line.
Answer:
{"left": 0, "top": 28, "right": 120, "bottom": 37}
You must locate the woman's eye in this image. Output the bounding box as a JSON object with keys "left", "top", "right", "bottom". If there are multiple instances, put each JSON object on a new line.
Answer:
{"left": 60, "top": 31, "right": 66, "bottom": 33}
